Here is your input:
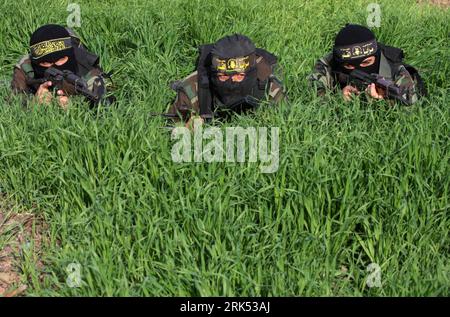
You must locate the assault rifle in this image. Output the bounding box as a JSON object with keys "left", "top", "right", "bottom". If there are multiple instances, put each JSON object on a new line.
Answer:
{"left": 26, "top": 67, "right": 101, "bottom": 103}
{"left": 347, "top": 69, "right": 412, "bottom": 106}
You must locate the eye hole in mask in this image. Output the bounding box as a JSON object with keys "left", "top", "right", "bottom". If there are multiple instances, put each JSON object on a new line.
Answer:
{"left": 343, "top": 56, "right": 376, "bottom": 70}
{"left": 39, "top": 56, "right": 70, "bottom": 68}
{"left": 217, "top": 72, "right": 246, "bottom": 83}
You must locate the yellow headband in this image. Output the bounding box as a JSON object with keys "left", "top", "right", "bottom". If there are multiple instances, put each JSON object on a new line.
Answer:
{"left": 214, "top": 56, "right": 251, "bottom": 73}
{"left": 31, "top": 37, "right": 72, "bottom": 59}
{"left": 334, "top": 40, "right": 378, "bottom": 60}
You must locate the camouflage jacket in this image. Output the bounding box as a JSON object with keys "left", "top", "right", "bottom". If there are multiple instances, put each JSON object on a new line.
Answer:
{"left": 168, "top": 55, "right": 286, "bottom": 121}
{"left": 308, "top": 52, "right": 419, "bottom": 105}
{"left": 11, "top": 54, "right": 107, "bottom": 103}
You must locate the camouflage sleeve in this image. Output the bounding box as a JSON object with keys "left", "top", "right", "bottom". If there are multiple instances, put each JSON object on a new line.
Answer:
{"left": 392, "top": 65, "right": 418, "bottom": 105}
{"left": 268, "top": 75, "right": 286, "bottom": 104}
{"left": 166, "top": 71, "right": 200, "bottom": 122}
{"left": 11, "top": 67, "right": 32, "bottom": 95}
{"left": 167, "top": 89, "right": 196, "bottom": 122}
{"left": 78, "top": 67, "right": 116, "bottom": 105}
{"left": 8, "top": 67, "right": 36, "bottom": 106}
{"left": 84, "top": 68, "right": 107, "bottom": 95}
{"left": 307, "top": 54, "right": 336, "bottom": 96}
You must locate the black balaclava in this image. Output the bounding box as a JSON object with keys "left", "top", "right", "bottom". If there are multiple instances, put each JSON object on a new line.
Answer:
{"left": 29, "top": 24, "right": 78, "bottom": 78}
{"left": 332, "top": 24, "right": 381, "bottom": 82}
{"left": 210, "top": 34, "right": 258, "bottom": 108}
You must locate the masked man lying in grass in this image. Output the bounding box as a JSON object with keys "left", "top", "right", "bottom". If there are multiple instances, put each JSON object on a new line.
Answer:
{"left": 167, "top": 34, "right": 286, "bottom": 127}
{"left": 11, "top": 24, "right": 112, "bottom": 109}
{"left": 308, "top": 24, "right": 427, "bottom": 105}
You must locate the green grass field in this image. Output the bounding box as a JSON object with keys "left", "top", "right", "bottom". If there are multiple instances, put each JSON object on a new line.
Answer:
{"left": 0, "top": 0, "right": 449, "bottom": 296}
